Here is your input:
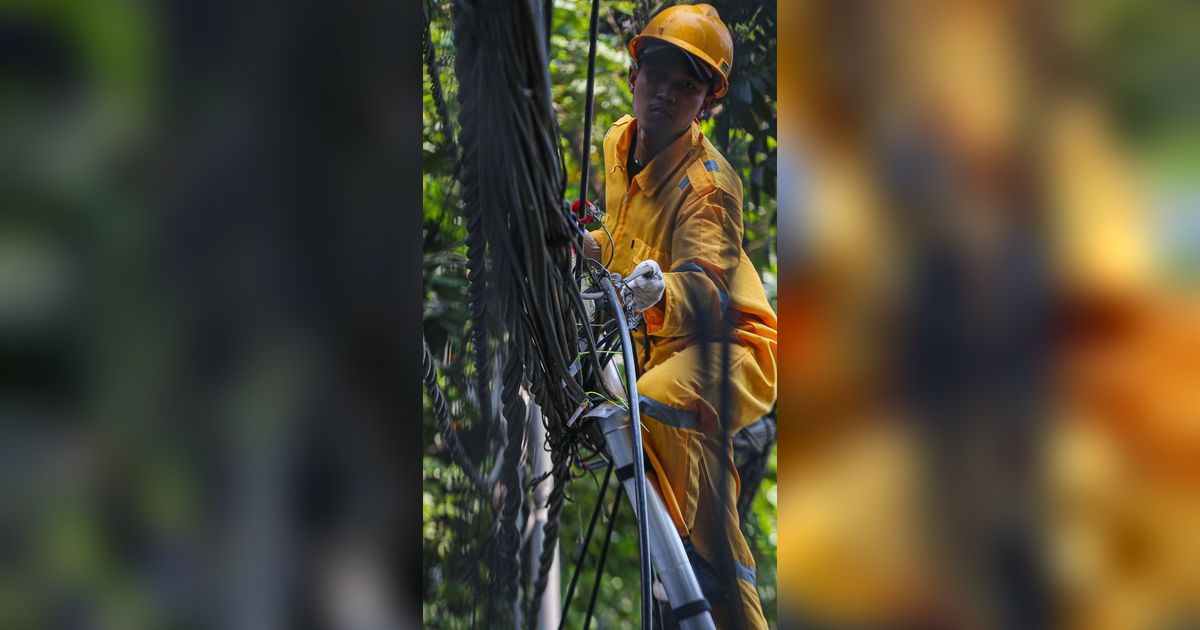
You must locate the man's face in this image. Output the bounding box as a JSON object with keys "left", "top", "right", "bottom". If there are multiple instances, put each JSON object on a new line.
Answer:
{"left": 629, "top": 48, "right": 715, "bottom": 141}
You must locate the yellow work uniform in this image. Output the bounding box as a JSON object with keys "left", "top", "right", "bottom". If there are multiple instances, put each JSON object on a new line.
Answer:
{"left": 592, "top": 115, "right": 777, "bottom": 628}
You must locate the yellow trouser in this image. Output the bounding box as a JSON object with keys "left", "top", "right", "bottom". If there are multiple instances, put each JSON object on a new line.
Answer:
{"left": 633, "top": 338, "right": 773, "bottom": 629}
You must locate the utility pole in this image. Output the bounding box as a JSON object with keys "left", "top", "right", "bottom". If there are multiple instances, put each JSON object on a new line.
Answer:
{"left": 529, "top": 403, "right": 561, "bottom": 629}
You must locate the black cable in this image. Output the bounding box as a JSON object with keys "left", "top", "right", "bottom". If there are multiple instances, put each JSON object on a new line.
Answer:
{"left": 422, "top": 335, "right": 487, "bottom": 488}
{"left": 452, "top": 0, "right": 608, "bottom": 620}
{"left": 592, "top": 325, "right": 622, "bottom": 356}
{"left": 565, "top": 266, "right": 610, "bottom": 403}
{"left": 599, "top": 276, "right": 654, "bottom": 630}
{"left": 641, "top": 324, "right": 651, "bottom": 370}
{"left": 451, "top": 0, "right": 503, "bottom": 468}
{"left": 570, "top": 0, "right": 603, "bottom": 290}
{"left": 736, "top": 415, "right": 776, "bottom": 524}
{"left": 585, "top": 258, "right": 630, "bottom": 395}
{"left": 582, "top": 493, "right": 621, "bottom": 630}
{"left": 423, "top": 0, "right": 457, "bottom": 156}
{"left": 495, "top": 347, "right": 530, "bottom": 626}
{"left": 714, "top": 316, "right": 746, "bottom": 629}
{"left": 558, "top": 463, "right": 613, "bottom": 630}
{"left": 601, "top": 220, "right": 616, "bottom": 268}
{"left": 575, "top": 0, "right": 601, "bottom": 217}
{"left": 529, "top": 434, "right": 573, "bottom": 628}
{"left": 543, "top": 0, "right": 554, "bottom": 53}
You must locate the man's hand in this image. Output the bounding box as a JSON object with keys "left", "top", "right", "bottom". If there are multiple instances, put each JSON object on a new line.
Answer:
{"left": 622, "top": 259, "right": 665, "bottom": 313}
{"left": 570, "top": 199, "right": 602, "bottom": 260}
{"left": 582, "top": 231, "right": 602, "bottom": 260}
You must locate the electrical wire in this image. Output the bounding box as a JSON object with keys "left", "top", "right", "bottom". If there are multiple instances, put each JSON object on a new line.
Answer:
{"left": 582, "top": 494, "right": 621, "bottom": 630}
{"left": 598, "top": 275, "right": 654, "bottom": 630}
{"left": 558, "top": 462, "right": 613, "bottom": 629}
{"left": 453, "top": 0, "right": 579, "bottom": 622}
{"left": 575, "top": 0, "right": 601, "bottom": 216}
{"left": 423, "top": 335, "right": 486, "bottom": 488}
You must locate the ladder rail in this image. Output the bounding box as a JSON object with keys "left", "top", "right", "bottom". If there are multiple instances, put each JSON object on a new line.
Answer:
{"left": 586, "top": 358, "right": 716, "bottom": 629}
{"left": 592, "top": 392, "right": 717, "bottom": 630}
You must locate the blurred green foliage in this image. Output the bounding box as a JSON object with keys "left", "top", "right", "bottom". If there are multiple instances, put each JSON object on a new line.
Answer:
{"left": 1075, "top": 0, "right": 1200, "bottom": 283}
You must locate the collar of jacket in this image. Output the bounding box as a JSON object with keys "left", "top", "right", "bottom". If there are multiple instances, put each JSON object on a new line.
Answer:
{"left": 612, "top": 115, "right": 700, "bottom": 199}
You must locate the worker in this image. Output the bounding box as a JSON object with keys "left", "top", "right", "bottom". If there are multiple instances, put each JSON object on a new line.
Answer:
{"left": 581, "top": 5, "right": 777, "bottom": 627}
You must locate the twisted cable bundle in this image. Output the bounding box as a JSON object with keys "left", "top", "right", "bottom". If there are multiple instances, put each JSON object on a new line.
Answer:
{"left": 453, "top": 0, "right": 591, "bottom": 624}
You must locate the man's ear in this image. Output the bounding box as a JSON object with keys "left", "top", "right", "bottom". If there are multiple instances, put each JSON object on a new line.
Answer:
{"left": 698, "top": 93, "right": 717, "bottom": 119}
{"left": 628, "top": 65, "right": 638, "bottom": 92}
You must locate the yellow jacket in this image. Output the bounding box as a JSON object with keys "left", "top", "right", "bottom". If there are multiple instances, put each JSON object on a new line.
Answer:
{"left": 593, "top": 115, "right": 777, "bottom": 430}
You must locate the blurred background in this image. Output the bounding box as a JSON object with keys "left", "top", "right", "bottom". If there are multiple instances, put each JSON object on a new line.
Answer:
{"left": 776, "top": 1, "right": 1199, "bottom": 629}
{"left": 5, "top": 0, "right": 1198, "bottom": 627}
{"left": 1, "top": 0, "right": 424, "bottom": 628}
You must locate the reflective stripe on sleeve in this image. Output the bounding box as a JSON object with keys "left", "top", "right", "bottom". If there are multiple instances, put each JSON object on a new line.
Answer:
{"left": 671, "top": 262, "right": 728, "bottom": 314}
{"left": 735, "top": 562, "right": 756, "bottom": 585}
{"left": 638, "top": 394, "right": 699, "bottom": 430}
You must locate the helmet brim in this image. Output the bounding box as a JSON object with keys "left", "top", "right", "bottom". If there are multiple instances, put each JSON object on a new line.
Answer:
{"left": 630, "top": 34, "right": 729, "bottom": 98}
{"left": 637, "top": 42, "right": 714, "bottom": 84}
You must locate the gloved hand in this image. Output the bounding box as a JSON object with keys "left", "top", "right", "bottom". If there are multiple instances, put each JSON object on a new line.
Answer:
{"left": 570, "top": 199, "right": 602, "bottom": 259}
{"left": 571, "top": 199, "right": 597, "bottom": 219}
{"left": 621, "top": 259, "right": 665, "bottom": 313}
{"left": 582, "top": 231, "right": 601, "bottom": 260}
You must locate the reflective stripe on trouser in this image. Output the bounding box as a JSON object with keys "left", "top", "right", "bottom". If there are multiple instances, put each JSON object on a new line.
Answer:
{"left": 635, "top": 340, "right": 774, "bottom": 630}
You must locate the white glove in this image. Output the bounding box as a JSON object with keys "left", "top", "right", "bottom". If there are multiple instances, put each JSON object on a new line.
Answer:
{"left": 621, "top": 259, "right": 665, "bottom": 313}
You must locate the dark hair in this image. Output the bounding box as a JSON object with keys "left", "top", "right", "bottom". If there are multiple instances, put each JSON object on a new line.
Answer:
{"left": 636, "top": 43, "right": 716, "bottom": 92}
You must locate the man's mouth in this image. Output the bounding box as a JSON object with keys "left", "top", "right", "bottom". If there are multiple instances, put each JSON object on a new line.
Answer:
{"left": 649, "top": 104, "right": 672, "bottom": 116}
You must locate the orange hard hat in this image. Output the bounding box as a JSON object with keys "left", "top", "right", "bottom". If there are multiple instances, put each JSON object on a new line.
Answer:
{"left": 629, "top": 3, "right": 734, "bottom": 98}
